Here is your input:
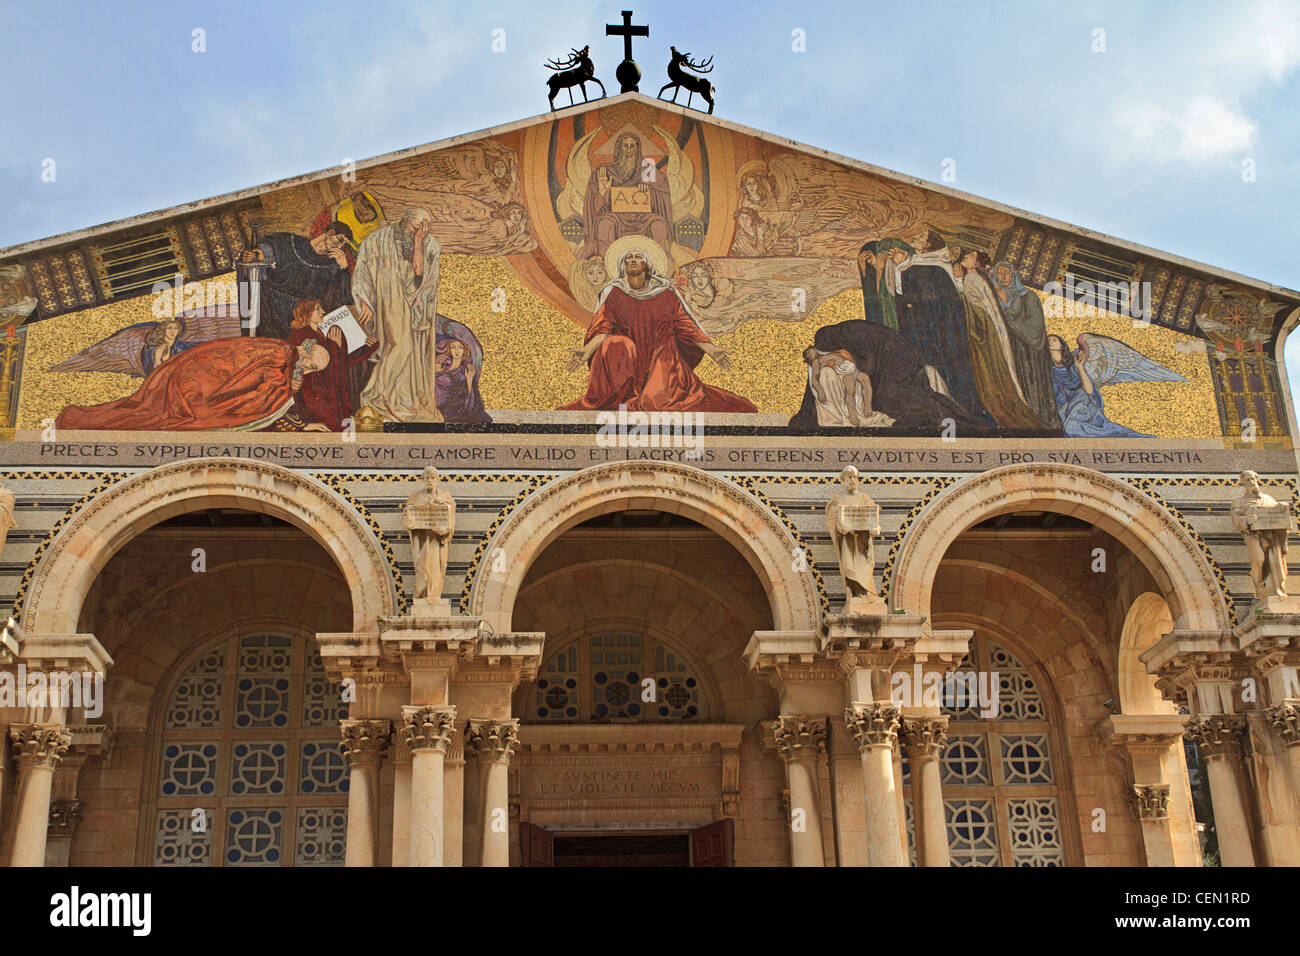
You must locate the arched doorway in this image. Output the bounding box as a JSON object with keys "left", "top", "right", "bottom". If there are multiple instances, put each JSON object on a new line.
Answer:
{"left": 477, "top": 463, "right": 810, "bottom": 867}
{"left": 21, "top": 458, "right": 396, "bottom": 636}
{"left": 14, "top": 460, "right": 394, "bottom": 866}
{"left": 891, "top": 462, "right": 1232, "bottom": 630}
{"left": 468, "top": 460, "right": 821, "bottom": 633}
{"left": 899, "top": 464, "right": 1215, "bottom": 867}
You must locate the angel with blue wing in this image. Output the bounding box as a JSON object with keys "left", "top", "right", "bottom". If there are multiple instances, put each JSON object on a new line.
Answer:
{"left": 48, "top": 311, "right": 244, "bottom": 378}
{"left": 1047, "top": 333, "right": 1187, "bottom": 438}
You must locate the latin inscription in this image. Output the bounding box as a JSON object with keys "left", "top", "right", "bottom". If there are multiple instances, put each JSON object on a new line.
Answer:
{"left": 7, "top": 440, "right": 1273, "bottom": 475}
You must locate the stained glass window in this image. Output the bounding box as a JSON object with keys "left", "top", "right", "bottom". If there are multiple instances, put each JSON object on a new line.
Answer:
{"left": 904, "top": 634, "right": 1066, "bottom": 866}
{"left": 530, "top": 633, "right": 707, "bottom": 722}
{"left": 153, "top": 635, "right": 349, "bottom": 867}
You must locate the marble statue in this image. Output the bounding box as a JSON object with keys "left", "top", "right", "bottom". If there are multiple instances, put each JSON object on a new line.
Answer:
{"left": 826, "top": 465, "right": 884, "bottom": 611}
{"left": 1230, "top": 469, "right": 1295, "bottom": 609}
{"left": 404, "top": 466, "right": 456, "bottom": 612}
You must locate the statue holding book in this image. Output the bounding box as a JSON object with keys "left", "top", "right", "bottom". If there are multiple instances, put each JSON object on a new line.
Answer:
{"left": 826, "top": 465, "right": 884, "bottom": 612}
{"left": 405, "top": 466, "right": 457, "bottom": 613}
{"left": 1231, "top": 470, "right": 1296, "bottom": 609}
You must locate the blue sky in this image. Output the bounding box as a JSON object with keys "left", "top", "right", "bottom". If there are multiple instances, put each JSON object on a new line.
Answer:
{"left": 5, "top": 0, "right": 1300, "bottom": 377}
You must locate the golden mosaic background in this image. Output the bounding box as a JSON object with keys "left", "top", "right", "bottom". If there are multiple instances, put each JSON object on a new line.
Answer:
{"left": 439, "top": 254, "right": 855, "bottom": 415}
{"left": 18, "top": 266, "right": 1214, "bottom": 433}
{"left": 17, "top": 273, "right": 238, "bottom": 429}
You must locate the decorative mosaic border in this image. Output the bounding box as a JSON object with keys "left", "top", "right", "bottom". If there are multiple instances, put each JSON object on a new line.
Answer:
{"left": 2, "top": 467, "right": 1284, "bottom": 633}
{"left": 312, "top": 471, "right": 558, "bottom": 616}
{"left": 309, "top": 472, "right": 406, "bottom": 614}
{"left": 1, "top": 469, "right": 130, "bottom": 621}
{"left": 1133, "top": 474, "right": 1300, "bottom": 627}
{"left": 726, "top": 475, "right": 831, "bottom": 618}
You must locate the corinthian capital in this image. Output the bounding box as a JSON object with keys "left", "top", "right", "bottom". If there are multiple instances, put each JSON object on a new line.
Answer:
{"left": 400, "top": 705, "right": 457, "bottom": 754}
{"left": 772, "top": 716, "right": 827, "bottom": 763}
{"left": 340, "top": 719, "right": 392, "bottom": 767}
{"left": 1186, "top": 715, "right": 1247, "bottom": 759}
{"left": 1266, "top": 701, "right": 1300, "bottom": 746}
{"left": 1131, "top": 783, "right": 1171, "bottom": 821}
{"left": 9, "top": 723, "right": 71, "bottom": 770}
{"left": 467, "top": 718, "right": 520, "bottom": 763}
{"left": 844, "top": 702, "right": 901, "bottom": 751}
{"left": 900, "top": 715, "right": 948, "bottom": 759}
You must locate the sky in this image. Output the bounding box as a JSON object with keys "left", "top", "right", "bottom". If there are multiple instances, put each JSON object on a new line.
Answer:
{"left": 5, "top": 0, "right": 1300, "bottom": 384}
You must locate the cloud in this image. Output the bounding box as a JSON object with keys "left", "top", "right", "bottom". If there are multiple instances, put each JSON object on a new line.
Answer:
{"left": 1116, "top": 96, "right": 1258, "bottom": 164}
{"left": 1099, "top": 0, "right": 1300, "bottom": 167}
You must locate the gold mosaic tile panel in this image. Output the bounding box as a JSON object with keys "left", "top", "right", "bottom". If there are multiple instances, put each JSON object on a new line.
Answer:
{"left": 17, "top": 273, "right": 238, "bottom": 429}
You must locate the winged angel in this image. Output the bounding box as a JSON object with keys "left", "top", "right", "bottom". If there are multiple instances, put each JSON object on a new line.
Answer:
{"left": 1047, "top": 333, "right": 1186, "bottom": 437}
{"left": 49, "top": 312, "right": 244, "bottom": 377}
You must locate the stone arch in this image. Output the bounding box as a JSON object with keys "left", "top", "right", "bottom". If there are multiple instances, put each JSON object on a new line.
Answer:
{"left": 1117, "top": 592, "right": 1178, "bottom": 715}
{"left": 21, "top": 458, "right": 396, "bottom": 635}
{"left": 468, "top": 460, "right": 820, "bottom": 632}
{"left": 891, "top": 462, "right": 1231, "bottom": 630}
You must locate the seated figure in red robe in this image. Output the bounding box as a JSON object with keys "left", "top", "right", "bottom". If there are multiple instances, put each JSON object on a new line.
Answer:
{"left": 56, "top": 336, "right": 329, "bottom": 431}
{"left": 561, "top": 244, "right": 757, "bottom": 413}
{"left": 285, "top": 299, "right": 379, "bottom": 430}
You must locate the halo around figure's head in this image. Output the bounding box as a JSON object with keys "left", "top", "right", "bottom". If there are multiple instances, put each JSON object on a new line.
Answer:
{"left": 604, "top": 236, "right": 670, "bottom": 282}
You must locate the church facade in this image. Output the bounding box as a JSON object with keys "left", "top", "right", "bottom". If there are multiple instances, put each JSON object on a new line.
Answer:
{"left": 1, "top": 92, "right": 1299, "bottom": 867}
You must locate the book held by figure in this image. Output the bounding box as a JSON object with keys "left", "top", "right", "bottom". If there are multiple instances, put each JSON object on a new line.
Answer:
{"left": 837, "top": 503, "right": 880, "bottom": 533}
{"left": 406, "top": 502, "right": 451, "bottom": 533}
{"left": 1247, "top": 503, "right": 1294, "bottom": 532}
{"left": 318, "top": 306, "right": 368, "bottom": 353}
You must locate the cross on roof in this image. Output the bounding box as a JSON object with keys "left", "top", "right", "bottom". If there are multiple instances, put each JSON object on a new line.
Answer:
{"left": 606, "top": 9, "right": 649, "bottom": 62}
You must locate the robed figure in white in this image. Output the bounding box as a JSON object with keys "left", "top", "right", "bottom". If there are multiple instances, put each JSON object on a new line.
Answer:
{"left": 353, "top": 208, "right": 444, "bottom": 422}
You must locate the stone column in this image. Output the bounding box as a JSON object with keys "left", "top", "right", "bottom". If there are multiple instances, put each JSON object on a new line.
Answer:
{"left": 901, "top": 715, "right": 949, "bottom": 867}
{"left": 773, "top": 716, "right": 827, "bottom": 867}
{"left": 391, "top": 734, "right": 412, "bottom": 867}
{"left": 1267, "top": 700, "right": 1300, "bottom": 788}
{"left": 1131, "top": 784, "right": 1175, "bottom": 867}
{"left": 401, "top": 704, "right": 456, "bottom": 867}
{"left": 1101, "top": 716, "right": 1194, "bottom": 867}
{"left": 467, "top": 718, "right": 520, "bottom": 867}
{"left": 340, "top": 719, "right": 390, "bottom": 868}
{"left": 845, "top": 702, "right": 905, "bottom": 867}
{"left": 1187, "top": 716, "right": 1255, "bottom": 867}
{"left": 8, "top": 724, "right": 71, "bottom": 867}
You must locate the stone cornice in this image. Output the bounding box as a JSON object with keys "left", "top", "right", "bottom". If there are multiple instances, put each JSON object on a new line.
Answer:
{"left": 519, "top": 722, "right": 744, "bottom": 756}
{"left": 10, "top": 633, "right": 113, "bottom": 675}
{"left": 1098, "top": 713, "right": 1189, "bottom": 752}
{"left": 743, "top": 630, "right": 821, "bottom": 674}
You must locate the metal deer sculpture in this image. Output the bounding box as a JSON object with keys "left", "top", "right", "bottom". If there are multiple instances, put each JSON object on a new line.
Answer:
{"left": 545, "top": 45, "right": 607, "bottom": 110}
{"left": 658, "top": 46, "right": 715, "bottom": 114}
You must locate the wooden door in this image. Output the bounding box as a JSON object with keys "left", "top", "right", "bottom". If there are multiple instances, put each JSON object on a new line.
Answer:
{"left": 689, "top": 819, "right": 734, "bottom": 867}
{"left": 520, "top": 822, "right": 554, "bottom": 867}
